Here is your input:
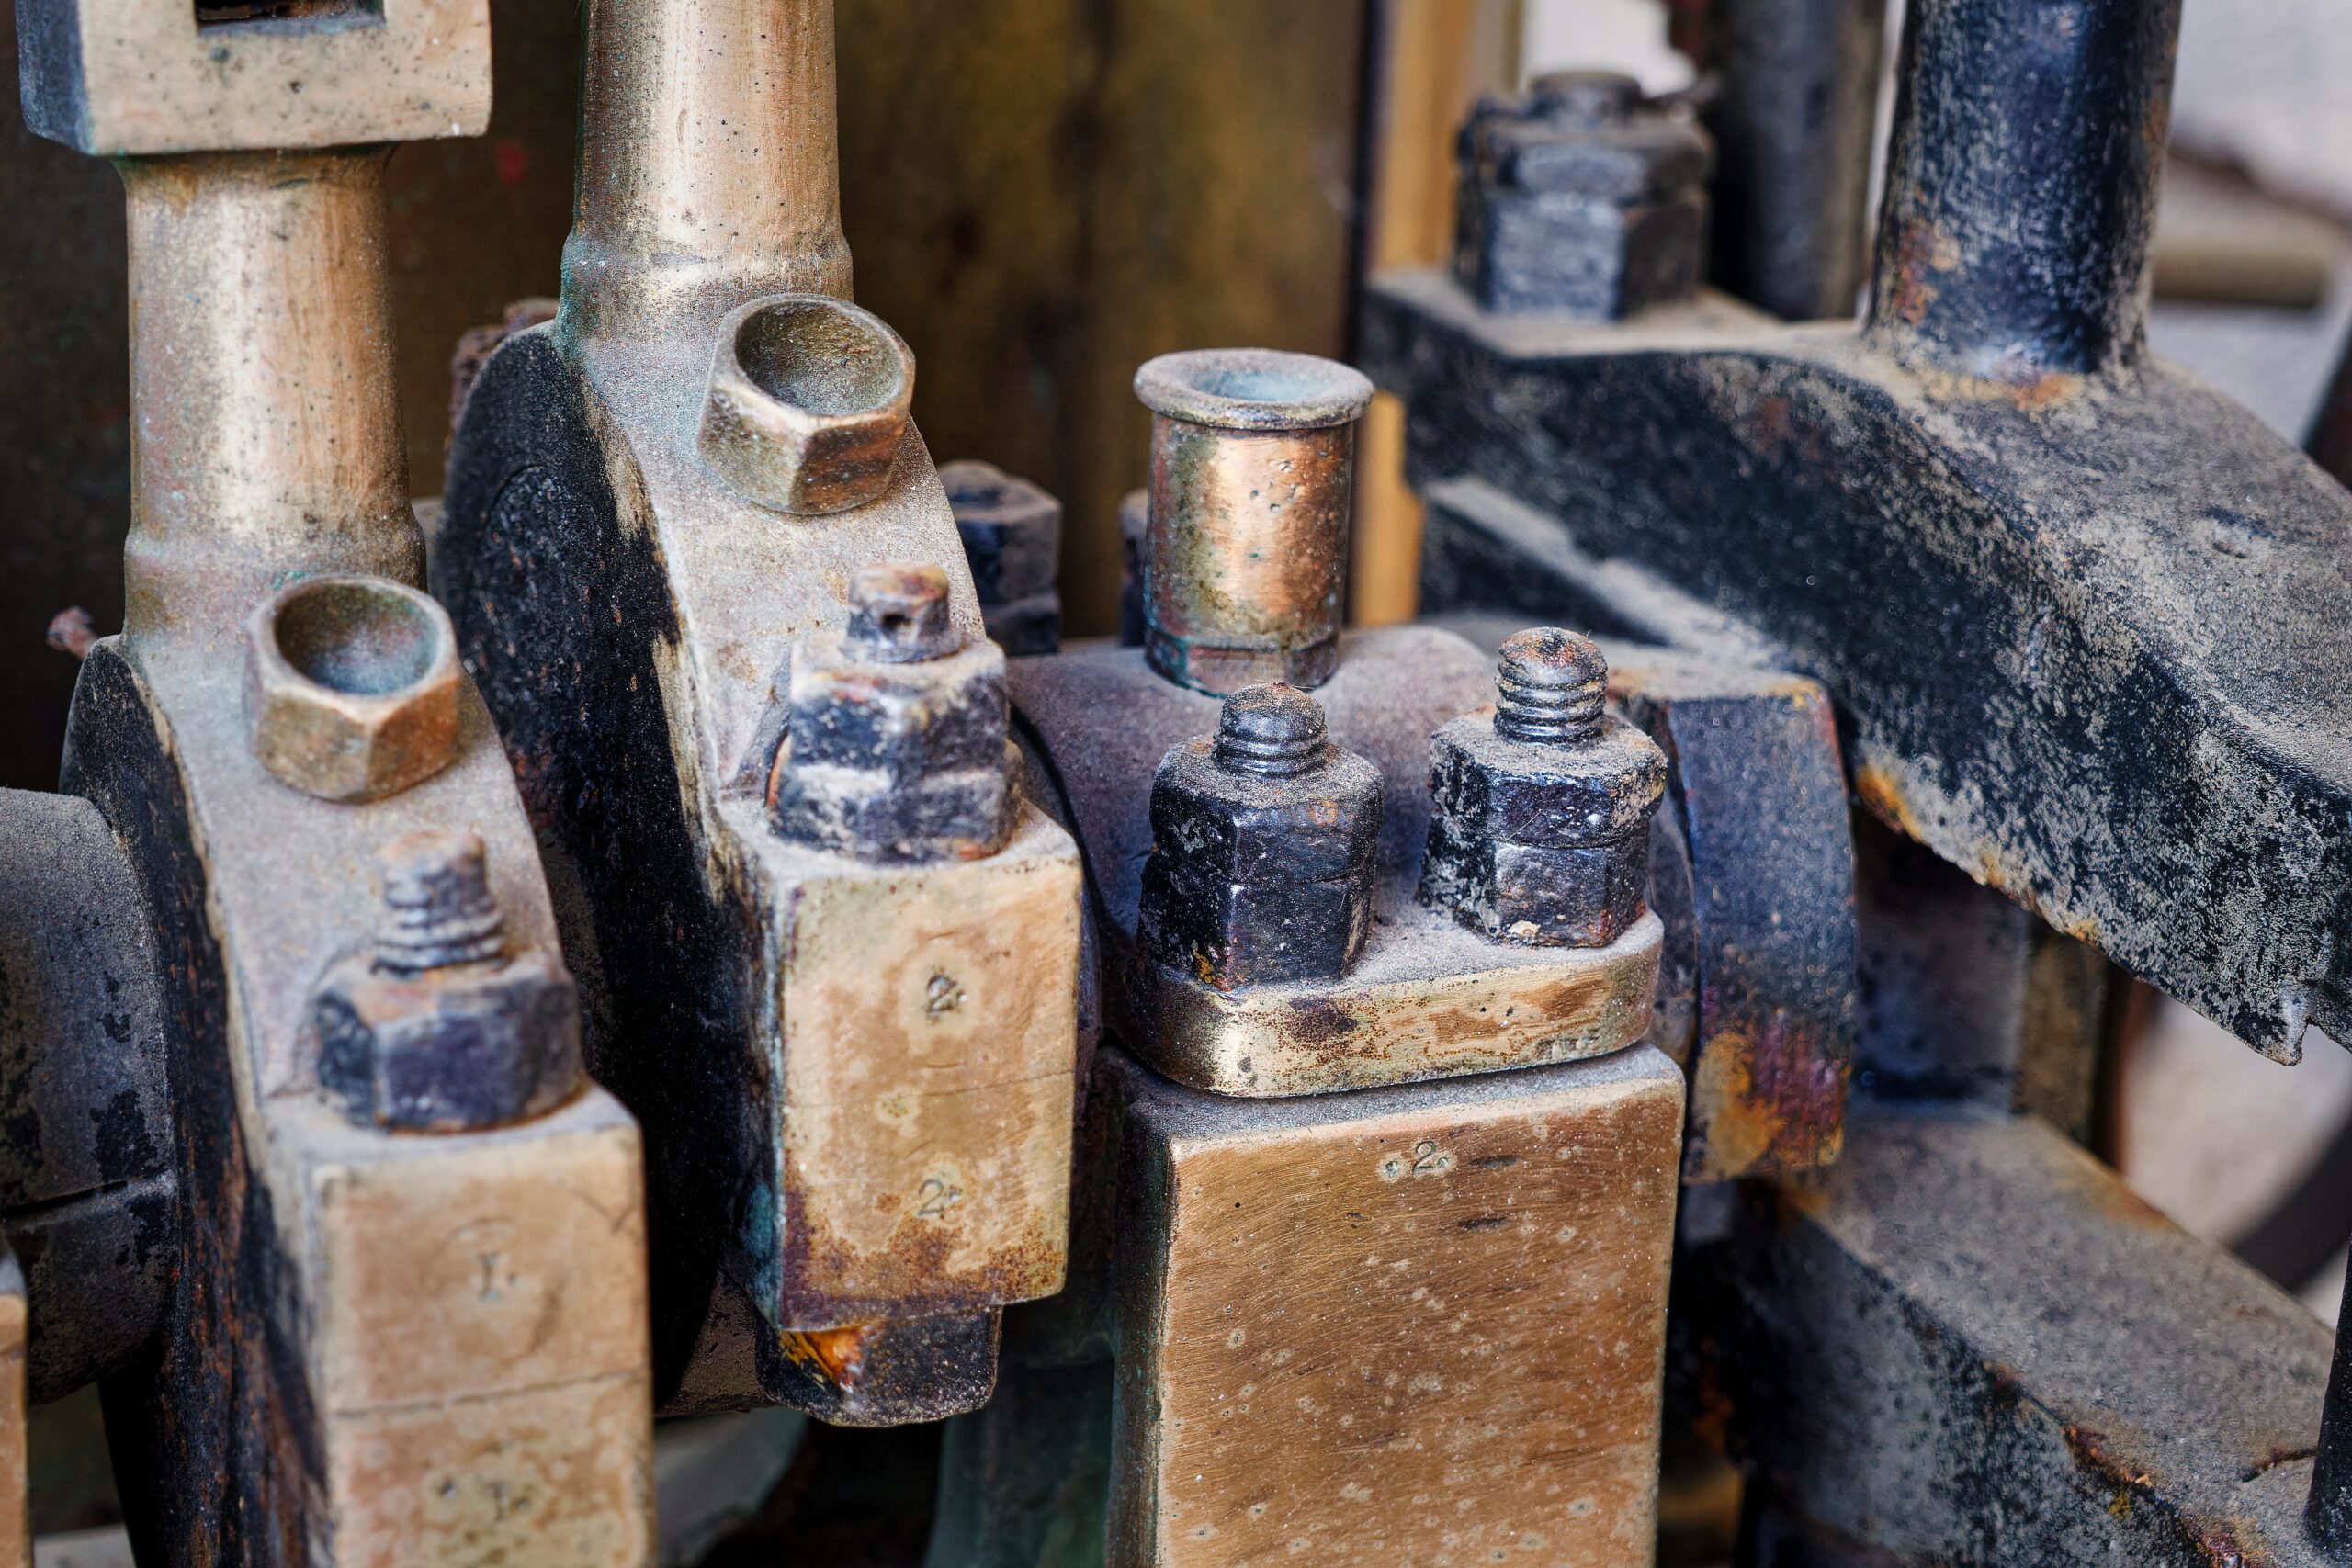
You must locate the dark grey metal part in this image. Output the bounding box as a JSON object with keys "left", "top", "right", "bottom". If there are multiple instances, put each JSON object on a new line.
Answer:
{"left": 1685, "top": 1105, "right": 2335, "bottom": 1565}
{"left": 1454, "top": 72, "right": 1713, "bottom": 320}
{"left": 0, "top": 786, "right": 175, "bottom": 1402}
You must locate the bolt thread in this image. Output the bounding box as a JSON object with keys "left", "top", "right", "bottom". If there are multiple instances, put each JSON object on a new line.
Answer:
{"left": 375, "top": 830, "right": 505, "bottom": 973}
{"left": 1214, "top": 683, "right": 1329, "bottom": 778}
{"left": 1493, "top": 628, "right": 1607, "bottom": 745}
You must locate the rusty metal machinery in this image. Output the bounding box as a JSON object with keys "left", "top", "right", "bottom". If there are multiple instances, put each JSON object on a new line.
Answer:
{"left": 0, "top": 0, "right": 2345, "bottom": 1564}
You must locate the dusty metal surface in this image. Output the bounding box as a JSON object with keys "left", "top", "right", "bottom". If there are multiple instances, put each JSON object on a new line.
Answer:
{"left": 1684, "top": 1104, "right": 2336, "bottom": 1564}
{"left": 1367, "top": 0, "right": 2352, "bottom": 1065}
{"left": 0, "top": 790, "right": 171, "bottom": 1404}
{"left": 437, "top": 0, "right": 1082, "bottom": 1416}
{"left": 1608, "top": 649, "right": 1856, "bottom": 1183}
{"left": 1100, "top": 1042, "right": 1683, "bottom": 1567}
{"left": 1013, "top": 630, "right": 1661, "bottom": 1098}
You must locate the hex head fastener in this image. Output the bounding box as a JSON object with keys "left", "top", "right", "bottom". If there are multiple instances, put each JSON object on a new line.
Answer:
{"left": 1136, "top": 682, "right": 1384, "bottom": 988}
{"left": 311, "top": 831, "right": 585, "bottom": 1133}
{"left": 698, "top": 293, "right": 917, "bottom": 515}
{"left": 1419, "top": 628, "right": 1668, "bottom": 946}
{"left": 243, "top": 574, "right": 461, "bottom": 804}
{"left": 769, "top": 562, "right": 1018, "bottom": 862}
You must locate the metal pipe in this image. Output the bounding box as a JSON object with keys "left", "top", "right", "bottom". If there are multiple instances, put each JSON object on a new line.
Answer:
{"left": 1865, "top": 0, "right": 2182, "bottom": 379}
{"left": 1707, "top": 0, "right": 1886, "bottom": 321}
{"left": 565, "top": 0, "right": 852, "bottom": 336}
{"left": 119, "top": 150, "right": 420, "bottom": 643}
{"left": 1135, "top": 349, "right": 1374, "bottom": 695}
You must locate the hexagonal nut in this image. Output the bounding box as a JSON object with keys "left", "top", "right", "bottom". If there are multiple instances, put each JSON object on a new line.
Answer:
{"left": 981, "top": 592, "right": 1063, "bottom": 659}
{"left": 20, "top": 0, "right": 491, "bottom": 157}
{"left": 1147, "top": 737, "right": 1384, "bottom": 887}
{"left": 312, "top": 949, "right": 583, "bottom": 1132}
{"left": 244, "top": 575, "right": 461, "bottom": 804}
{"left": 769, "top": 631, "right": 1014, "bottom": 861}
{"left": 1428, "top": 711, "right": 1665, "bottom": 849}
{"left": 1419, "top": 814, "right": 1651, "bottom": 948}
{"left": 1136, "top": 861, "right": 1373, "bottom": 989}
{"left": 942, "top": 460, "right": 1063, "bottom": 606}
{"left": 1454, "top": 83, "right": 1713, "bottom": 320}
{"left": 698, "top": 294, "right": 916, "bottom": 515}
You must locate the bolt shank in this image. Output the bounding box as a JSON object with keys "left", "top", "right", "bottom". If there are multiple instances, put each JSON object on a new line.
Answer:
{"left": 120, "top": 150, "right": 420, "bottom": 643}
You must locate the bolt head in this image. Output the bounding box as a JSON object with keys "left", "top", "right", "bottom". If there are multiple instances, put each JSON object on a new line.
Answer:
{"left": 1148, "top": 734, "right": 1383, "bottom": 886}
{"left": 1137, "top": 859, "right": 1374, "bottom": 989}
{"left": 243, "top": 575, "right": 462, "bottom": 804}
{"left": 313, "top": 949, "right": 582, "bottom": 1132}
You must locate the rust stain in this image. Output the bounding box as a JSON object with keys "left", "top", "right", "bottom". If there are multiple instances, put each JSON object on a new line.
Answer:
{"left": 1853, "top": 761, "right": 1928, "bottom": 841}
{"left": 1884, "top": 217, "right": 1961, "bottom": 327}
{"left": 778, "top": 1322, "right": 878, "bottom": 1386}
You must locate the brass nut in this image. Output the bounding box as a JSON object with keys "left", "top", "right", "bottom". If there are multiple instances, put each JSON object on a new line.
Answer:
{"left": 243, "top": 575, "right": 461, "bottom": 804}
{"left": 697, "top": 294, "right": 916, "bottom": 515}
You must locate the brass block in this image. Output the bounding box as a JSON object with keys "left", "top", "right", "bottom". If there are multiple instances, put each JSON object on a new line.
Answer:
{"left": 769, "top": 803, "right": 1081, "bottom": 1327}
{"left": 1115, "top": 907, "right": 1662, "bottom": 1097}
{"left": 1104, "top": 1043, "right": 1683, "bottom": 1567}
{"left": 302, "top": 1100, "right": 650, "bottom": 1562}
{"left": 18, "top": 0, "right": 492, "bottom": 157}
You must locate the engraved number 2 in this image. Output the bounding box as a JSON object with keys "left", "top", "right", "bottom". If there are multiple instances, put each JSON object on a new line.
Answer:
{"left": 916, "top": 1177, "right": 965, "bottom": 1219}
{"left": 1410, "top": 1139, "right": 1446, "bottom": 1174}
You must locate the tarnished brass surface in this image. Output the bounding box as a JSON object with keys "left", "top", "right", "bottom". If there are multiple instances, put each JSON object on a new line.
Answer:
{"left": 243, "top": 576, "right": 461, "bottom": 804}
{"left": 438, "top": 0, "right": 1084, "bottom": 1419}
{"left": 1102, "top": 1043, "right": 1684, "bottom": 1565}
{"left": 119, "top": 150, "right": 421, "bottom": 639}
{"left": 1136, "top": 350, "right": 1374, "bottom": 695}
{"left": 17, "top": 0, "right": 490, "bottom": 157}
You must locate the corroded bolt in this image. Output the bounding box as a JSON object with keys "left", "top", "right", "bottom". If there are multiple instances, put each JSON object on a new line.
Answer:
{"left": 312, "top": 831, "right": 583, "bottom": 1133}
{"left": 1137, "top": 683, "right": 1383, "bottom": 988}
{"left": 376, "top": 830, "right": 506, "bottom": 973}
{"left": 1419, "top": 629, "right": 1667, "bottom": 947}
{"left": 847, "top": 562, "right": 963, "bottom": 664}
{"left": 769, "top": 562, "right": 1012, "bottom": 862}
{"left": 941, "top": 460, "right": 1063, "bottom": 657}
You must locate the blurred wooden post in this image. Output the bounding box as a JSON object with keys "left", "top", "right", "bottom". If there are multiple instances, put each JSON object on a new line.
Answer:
{"left": 1351, "top": 0, "right": 1521, "bottom": 626}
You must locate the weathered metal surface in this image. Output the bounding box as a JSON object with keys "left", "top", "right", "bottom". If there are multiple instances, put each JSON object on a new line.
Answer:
{"left": 942, "top": 461, "right": 1063, "bottom": 658}
{"left": 1702, "top": 0, "right": 1886, "bottom": 321}
{"left": 1683, "top": 1104, "right": 2337, "bottom": 1564}
{"left": 0, "top": 1247, "right": 25, "bottom": 1566}
{"left": 1454, "top": 72, "right": 1713, "bottom": 321}
{"left": 1421, "top": 629, "right": 1667, "bottom": 948}
{"left": 22, "top": 11, "right": 656, "bottom": 1557}
{"left": 1607, "top": 649, "right": 1856, "bottom": 1183}
{"left": 1366, "top": 0, "right": 2352, "bottom": 1064}
{"left": 17, "top": 0, "right": 490, "bottom": 157}
{"left": 924, "top": 1357, "right": 1113, "bottom": 1568}
{"left": 697, "top": 294, "right": 917, "bottom": 516}
{"left": 1136, "top": 684, "right": 1383, "bottom": 989}
{"left": 312, "top": 831, "right": 585, "bottom": 1133}
{"left": 437, "top": 0, "right": 1082, "bottom": 1413}
{"left": 1013, "top": 629, "right": 1661, "bottom": 1098}
{"left": 1136, "top": 350, "right": 1374, "bottom": 694}
{"left": 1099, "top": 1042, "right": 1683, "bottom": 1566}
{"left": 0, "top": 788, "right": 172, "bottom": 1404}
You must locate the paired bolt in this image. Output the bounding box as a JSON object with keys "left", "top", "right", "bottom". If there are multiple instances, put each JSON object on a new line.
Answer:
{"left": 1420, "top": 629, "right": 1667, "bottom": 947}
{"left": 312, "top": 830, "right": 583, "bottom": 1133}
{"left": 769, "top": 562, "right": 1016, "bottom": 863}
{"left": 1137, "top": 683, "right": 1383, "bottom": 989}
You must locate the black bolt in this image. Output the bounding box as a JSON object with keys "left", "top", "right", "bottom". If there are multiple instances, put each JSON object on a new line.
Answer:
{"left": 1214, "top": 683, "right": 1329, "bottom": 778}
{"left": 1529, "top": 70, "right": 1643, "bottom": 125}
{"left": 1493, "top": 627, "right": 1607, "bottom": 746}
{"left": 376, "top": 830, "right": 505, "bottom": 973}
{"left": 847, "top": 562, "right": 963, "bottom": 664}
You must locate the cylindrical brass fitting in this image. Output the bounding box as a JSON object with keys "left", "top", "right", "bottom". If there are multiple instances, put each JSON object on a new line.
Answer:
{"left": 1135, "top": 349, "right": 1375, "bottom": 695}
